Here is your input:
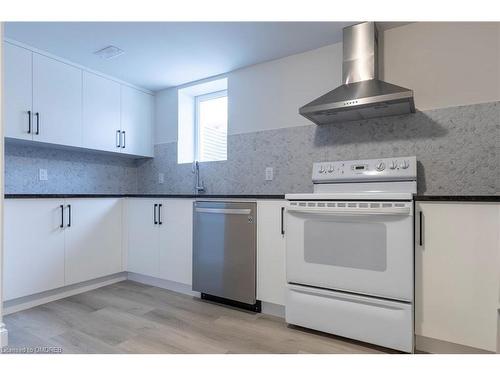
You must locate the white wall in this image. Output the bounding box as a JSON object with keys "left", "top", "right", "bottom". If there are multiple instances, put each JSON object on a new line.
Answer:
{"left": 155, "top": 22, "right": 500, "bottom": 144}
{"left": 154, "top": 43, "right": 342, "bottom": 144}
{"left": 382, "top": 22, "right": 500, "bottom": 111}
{"left": 155, "top": 88, "right": 179, "bottom": 145}
{"left": 228, "top": 43, "right": 342, "bottom": 135}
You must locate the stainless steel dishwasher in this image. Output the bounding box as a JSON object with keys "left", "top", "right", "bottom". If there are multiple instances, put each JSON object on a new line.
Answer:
{"left": 192, "top": 201, "right": 260, "bottom": 312}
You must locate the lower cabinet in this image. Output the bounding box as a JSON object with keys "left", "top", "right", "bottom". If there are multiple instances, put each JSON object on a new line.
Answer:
{"left": 127, "top": 199, "right": 194, "bottom": 285}
{"left": 4, "top": 197, "right": 284, "bottom": 307}
{"left": 3, "top": 198, "right": 124, "bottom": 301}
{"left": 4, "top": 199, "right": 66, "bottom": 300}
{"left": 415, "top": 202, "right": 500, "bottom": 353}
{"left": 159, "top": 199, "right": 194, "bottom": 285}
{"left": 257, "top": 200, "right": 286, "bottom": 306}
{"left": 64, "top": 199, "right": 123, "bottom": 285}
{"left": 126, "top": 199, "right": 160, "bottom": 277}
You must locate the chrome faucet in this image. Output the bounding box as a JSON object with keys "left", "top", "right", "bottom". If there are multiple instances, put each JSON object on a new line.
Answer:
{"left": 192, "top": 161, "right": 205, "bottom": 194}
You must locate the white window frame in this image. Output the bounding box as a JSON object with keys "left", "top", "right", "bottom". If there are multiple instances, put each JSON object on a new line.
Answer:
{"left": 194, "top": 89, "right": 228, "bottom": 162}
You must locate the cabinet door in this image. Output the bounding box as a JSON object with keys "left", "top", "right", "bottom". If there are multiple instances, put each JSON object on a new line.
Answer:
{"left": 82, "top": 72, "right": 121, "bottom": 153}
{"left": 3, "top": 199, "right": 65, "bottom": 300}
{"left": 415, "top": 202, "right": 499, "bottom": 352}
{"left": 159, "top": 199, "right": 194, "bottom": 285}
{"left": 32, "top": 53, "right": 83, "bottom": 147}
{"left": 120, "top": 85, "right": 153, "bottom": 157}
{"left": 64, "top": 199, "right": 123, "bottom": 285}
{"left": 4, "top": 42, "right": 33, "bottom": 140}
{"left": 257, "top": 201, "right": 286, "bottom": 305}
{"left": 127, "top": 199, "right": 160, "bottom": 277}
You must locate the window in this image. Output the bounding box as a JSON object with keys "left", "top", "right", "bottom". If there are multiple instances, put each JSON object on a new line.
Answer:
{"left": 195, "top": 90, "right": 227, "bottom": 162}
{"left": 177, "top": 78, "right": 228, "bottom": 164}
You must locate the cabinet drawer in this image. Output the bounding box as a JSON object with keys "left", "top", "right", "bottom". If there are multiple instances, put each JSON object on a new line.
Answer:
{"left": 286, "top": 284, "right": 413, "bottom": 352}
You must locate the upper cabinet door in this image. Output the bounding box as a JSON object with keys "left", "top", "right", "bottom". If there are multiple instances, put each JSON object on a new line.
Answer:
{"left": 32, "top": 53, "right": 83, "bottom": 147}
{"left": 120, "top": 85, "right": 154, "bottom": 157}
{"left": 4, "top": 42, "right": 33, "bottom": 140}
{"left": 82, "top": 72, "right": 122, "bottom": 153}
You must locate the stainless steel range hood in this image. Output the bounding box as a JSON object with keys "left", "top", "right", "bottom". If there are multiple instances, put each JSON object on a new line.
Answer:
{"left": 299, "top": 22, "right": 415, "bottom": 125}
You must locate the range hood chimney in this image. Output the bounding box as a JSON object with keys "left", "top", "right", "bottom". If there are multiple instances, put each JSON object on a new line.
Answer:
{"left": 299, "top": 22, "right": 415, "bottom": 125}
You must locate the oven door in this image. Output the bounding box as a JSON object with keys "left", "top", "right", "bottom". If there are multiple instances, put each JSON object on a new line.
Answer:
{"left": 286, "top": 201, "right": 413, "bottom": 301}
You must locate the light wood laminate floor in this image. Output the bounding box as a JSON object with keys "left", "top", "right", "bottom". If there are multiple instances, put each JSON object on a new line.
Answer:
{"left": 4, "top": 281, "right": 396, "bottom": 354}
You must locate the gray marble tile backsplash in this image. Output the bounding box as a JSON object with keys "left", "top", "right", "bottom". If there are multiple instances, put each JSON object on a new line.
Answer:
{"left": 5, "top": 102, "right": 499, "bottom": 196}
{"left": 136, "top": 102, "right": 499, "bottom": 196}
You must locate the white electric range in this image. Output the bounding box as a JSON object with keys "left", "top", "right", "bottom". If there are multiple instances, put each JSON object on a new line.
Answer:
{"left": 284, "top": 156, "right": 417, "bottom": 353}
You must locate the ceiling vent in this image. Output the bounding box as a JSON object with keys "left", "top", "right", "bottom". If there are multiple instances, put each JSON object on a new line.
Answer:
{"left": 94, "top": 45, "right": 124, "bottom": 60}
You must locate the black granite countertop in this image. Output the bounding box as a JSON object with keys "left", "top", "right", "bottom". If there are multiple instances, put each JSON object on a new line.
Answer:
{"left": 4, "top": 194, "right": 499, "bottom": 202}
{"left": 413, "top": 195, "right": 500, "bottom": 202}
{"left": 4, "top": 193, "right": 286, "bottom": 199}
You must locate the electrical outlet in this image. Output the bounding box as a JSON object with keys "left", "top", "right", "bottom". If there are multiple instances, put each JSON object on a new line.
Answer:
{"left": 265, "top": 167, "right": 274, "bottom": 181}
{"left": 158, "top": 173, "right": 164, "bottom": 184}
{"left": 39, "top": 168, "right": 48, "bottom": 181}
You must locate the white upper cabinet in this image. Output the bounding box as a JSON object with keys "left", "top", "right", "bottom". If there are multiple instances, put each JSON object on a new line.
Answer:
{"left": 64, "top": 199, "right": 124, "bottom": 285}
{"left": 82, "top": 72, "right": 122, "bottom": 153}
{"left": 120, "top": 85, "right": 154, "bottom": 157}
{"left": 32, "top": 53, "right": 83, "bottom": 147}
{"left": 3, "top": 42, "right": 153, "bottom": 158}
{"left": 257, "top": 201, "right": 287, "bottom": 306}
{"left": 415, "top": 202, "right": 500, "bottom": 353}
{"left": 4, "top": 42, "right": 33, "bottom": 140}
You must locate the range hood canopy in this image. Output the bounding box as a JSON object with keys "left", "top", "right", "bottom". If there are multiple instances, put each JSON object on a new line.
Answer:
{"left": 299, "top": 22, "right": 415, "bottom": 125}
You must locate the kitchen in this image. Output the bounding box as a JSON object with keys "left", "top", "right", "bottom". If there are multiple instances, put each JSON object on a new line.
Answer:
{"left": 0, "top": 6, "right": 499, "bottom": 372}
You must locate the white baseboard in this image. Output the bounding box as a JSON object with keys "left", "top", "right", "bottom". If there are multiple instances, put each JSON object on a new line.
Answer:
{"left": 0, "top": 323, "right": 8, "bottom": 348}
{"left": 262, "top": 301, "right": 286, "bottom": 318}
{"left": 127, "top": 272, "right": 200, "bottom": 297}
{"left": 3, "top": 273, "right": 127, "bottom": 315}
{"left": 415, "top": 335, "right": 494, "bottom": 354}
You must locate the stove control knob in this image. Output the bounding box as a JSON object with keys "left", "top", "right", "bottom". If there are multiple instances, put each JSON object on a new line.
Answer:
{"left": 389, "top": 161, "right": 398, "bottom": 170}
{"left": 319, "top": 166, "right": 325, "bottom": 174}
{"left": 376, "top": 162, "right": 385, "bottom": 171}
{"left": 400, "top": 160, "right": 409, "bottom": 169}
{"left": 328, "top": 165, "right": 334, "bottom": 173}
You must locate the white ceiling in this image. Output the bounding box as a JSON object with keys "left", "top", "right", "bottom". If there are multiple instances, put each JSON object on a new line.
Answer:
{"left": 5, "top": 22, "right": 357, "bottom": 91}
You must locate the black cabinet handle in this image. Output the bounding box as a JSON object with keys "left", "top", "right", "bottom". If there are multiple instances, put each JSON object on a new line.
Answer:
{"left": 121, "top": 131, "right": 126, "bottom": 148}
{"left": 281, "top": 207, "right": 285, "bottom": 235}
{"left": 419, "top": 211, "right": 423, "bottom": 246}
{"left": 60, "top": 205, "right": 64, "bottom": 228}
{"left": 158, "top": 204, "right": 163, "bottom": 225}
{"left": 67, "top": 204, "right": 72, "bottom": 227}
{"left": 35, "top": 112, "right": 40, "bottom": 135}
{"left": 116, "top": 130, "right": 121, "bottom": 148}
{"left": 27, "top": 110, "right": 32, "bottom": 134}
{"left": 154, "top": 203, "right": 158, "bottom": 225}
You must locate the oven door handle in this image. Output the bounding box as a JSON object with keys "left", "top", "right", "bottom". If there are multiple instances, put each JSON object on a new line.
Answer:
{"left": 287, "top": 206, "right": 411, "bottom": 216}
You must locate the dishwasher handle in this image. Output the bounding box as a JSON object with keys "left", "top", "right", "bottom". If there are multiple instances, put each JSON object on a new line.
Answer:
{"left": 195, "top": 207, "right": 252, "bottom": 215}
